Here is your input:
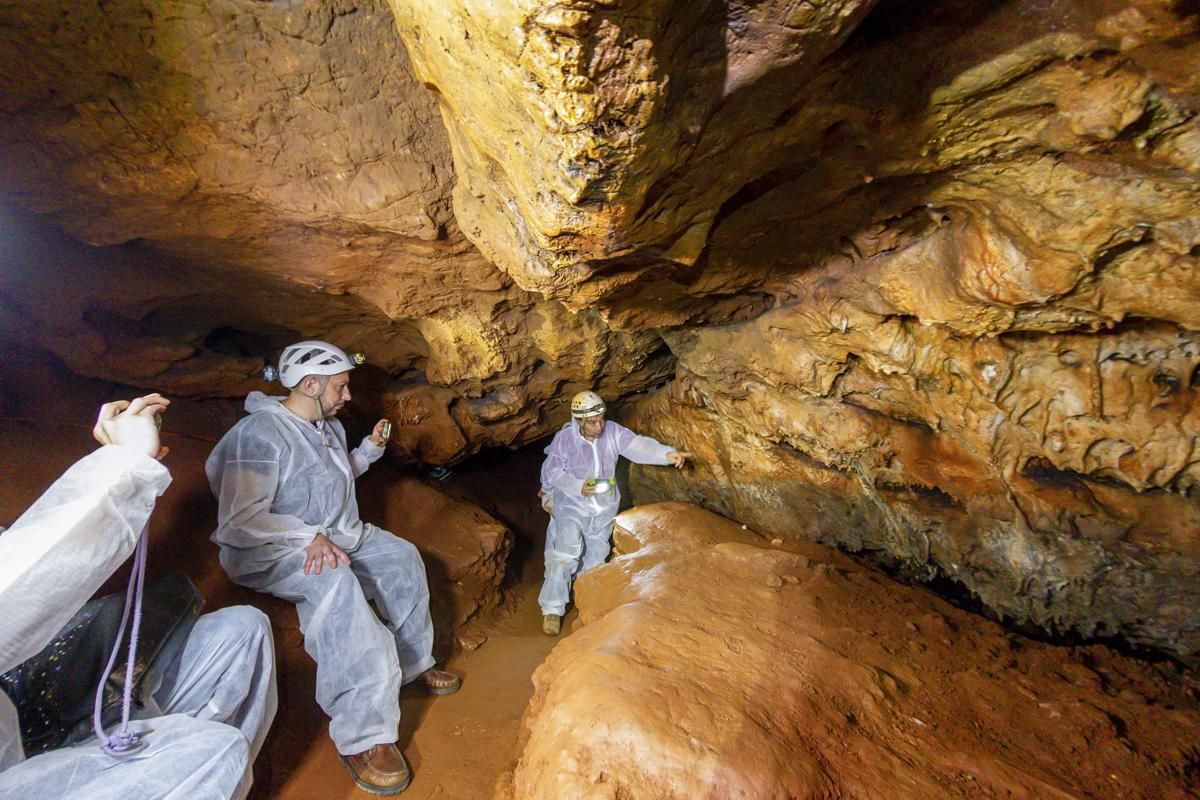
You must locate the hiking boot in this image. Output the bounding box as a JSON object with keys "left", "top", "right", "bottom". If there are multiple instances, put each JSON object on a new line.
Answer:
{"left": 542, "top": 613, "right": 561, "bottom": 636}
{"left": 417, "top": 667, "right": 461, "bottom": 695}
{"left": 340, "top": 743, "right": 412, "bottom": 795}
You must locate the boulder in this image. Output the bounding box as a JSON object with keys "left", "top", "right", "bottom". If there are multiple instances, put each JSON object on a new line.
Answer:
{"left": 504, "top": 502, "right": 1200, "bottom": 799}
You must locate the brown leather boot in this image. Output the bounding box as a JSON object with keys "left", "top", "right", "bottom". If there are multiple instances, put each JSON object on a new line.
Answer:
{"left": 340, "top": 743, "right": 412, "bottom": 795}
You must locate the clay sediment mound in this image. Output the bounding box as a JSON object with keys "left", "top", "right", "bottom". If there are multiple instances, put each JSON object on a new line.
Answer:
{"left": 503, "top": 502, "right": 1200, "bottom": 799}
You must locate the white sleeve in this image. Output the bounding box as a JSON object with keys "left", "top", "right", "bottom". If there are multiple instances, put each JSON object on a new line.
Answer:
{"left": 614, "top": 424, "right": 675, "bottom": 466}
{"left": 0, "top": 445, "right": 171, "bottom": 676}
{"left": 349, "top": 436, "right": 385, "bottom": 478}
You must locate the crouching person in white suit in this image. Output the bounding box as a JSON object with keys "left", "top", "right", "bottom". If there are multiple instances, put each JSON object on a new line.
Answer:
{"left": 0, "top": 394, "right": 277, "bottom": 800}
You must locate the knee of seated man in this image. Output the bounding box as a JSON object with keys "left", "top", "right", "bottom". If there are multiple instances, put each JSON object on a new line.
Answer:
{"left": 202, "top": 605, "right": 272, "bottom": 649}
{"left": 147, "top": 713, "right": 250, "bottom": 760}
{"left": 178, "top": 716, "right": 251, "bottom": 779}
{"left": 374, "top": 531, "right": 425, "bottom": 571}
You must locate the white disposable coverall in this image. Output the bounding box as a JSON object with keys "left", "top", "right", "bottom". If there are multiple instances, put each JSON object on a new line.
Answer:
{"left": 0, "top": 445, "right": 277, "bottom": 800}
{"left": 538, "top": 420, "right": 674, "bottom": 615}
{"left": 206, "top": 392, "right": 434, "bottom": 756}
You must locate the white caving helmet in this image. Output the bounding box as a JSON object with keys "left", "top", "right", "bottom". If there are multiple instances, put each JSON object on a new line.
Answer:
{"left": 275, "top": 340, "right": 364, "bottom": 389}
{"left": 570, "top": 390, "right": 606, "bottom": 419}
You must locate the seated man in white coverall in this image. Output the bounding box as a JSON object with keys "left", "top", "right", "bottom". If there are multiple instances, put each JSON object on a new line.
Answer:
{"left": 539, "top": 391, "right": 691, "bottom": 635}
{"left": 0, "top": 394, "right": 277, "bottom": 800}
{"left": 206, "top": 340, "right": 459, "bottom": 796}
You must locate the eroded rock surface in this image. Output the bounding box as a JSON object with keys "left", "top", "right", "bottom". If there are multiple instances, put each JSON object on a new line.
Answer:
{"left": 2, "top": 0, "right": 1199, "bottom": 658}
{"left": 503, "top": 503, "right": 1200, "bottom": 799}
{"left": 358, "top": 471, "right": 513, "bottom": 637}
{"left": 388, "top": 0, "right": 877, "bottom": 322}
{"left": 612, "top": 2, "right": 1200, "bottom": 659}
{"left": 0, "top": 0, "right": 672, "bottom": 458}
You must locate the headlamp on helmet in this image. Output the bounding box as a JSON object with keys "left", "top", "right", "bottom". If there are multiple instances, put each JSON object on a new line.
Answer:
{"left": 275, "top": 340, "right": 363, "bottom": 388}
{"left": 570, "top": 390, "right": 606, "bottom": 419}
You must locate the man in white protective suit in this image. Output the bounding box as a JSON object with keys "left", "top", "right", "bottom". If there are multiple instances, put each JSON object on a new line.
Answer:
{"left": 206, "top": 340, "right": 459, "bottom": 796}
{"left": 538, "top": 390, "right": 691, "bottom": 635}
{"left": 0, "top": 394, "right": 277, "bottom": 800}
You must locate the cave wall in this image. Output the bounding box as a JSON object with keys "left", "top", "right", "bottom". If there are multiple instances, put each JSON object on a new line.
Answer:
{"left": 1, "top": 0, "right": 1198, "bottom": 658}
{"left": 0, "top": 0, "right": 670, "bottom": 459}
{"left": 615, "top": 0, "right": 1200, "bottom": 660}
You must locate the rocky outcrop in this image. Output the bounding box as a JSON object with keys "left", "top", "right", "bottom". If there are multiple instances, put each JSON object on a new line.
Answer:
{"left": 503, "top": 503, "right": 1200, "bottom": 799}
{"left": 0, "top": 0, "right": 673, "bottom": 458}
{"left": 614, "top": 2, "right": 1200, "bottom": 660}
{"left": 358, "top": 471, "right": 513, "bottom": 637}
{"left": 623, "top": 312, "right": 1200, "bottom": 659}
{"left": 1, "top": 0, "right": 1198, "bottom": 657}
{"left": 387, "top": 0, "right": 877, "bottom": 323}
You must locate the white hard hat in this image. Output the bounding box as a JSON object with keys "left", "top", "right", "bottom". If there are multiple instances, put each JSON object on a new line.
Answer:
{"left": 570, "top": 390, "right": 606, "bottom": 419}
{"left": 276, "top": 340, "right": 364, "bottom": 388}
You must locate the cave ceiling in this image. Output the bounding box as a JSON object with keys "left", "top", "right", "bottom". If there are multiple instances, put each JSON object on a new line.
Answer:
{"left": 1, "top": 1, "right": 1198, "bottom": 656}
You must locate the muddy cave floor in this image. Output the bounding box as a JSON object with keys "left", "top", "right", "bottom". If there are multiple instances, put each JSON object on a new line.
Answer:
{"left": 256, "top": 573, "right": 562, "bottom": 800}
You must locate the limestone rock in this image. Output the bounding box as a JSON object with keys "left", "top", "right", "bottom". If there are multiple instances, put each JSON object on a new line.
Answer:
{"left": 624, "top": 308, "right": 1200, "bottom": 659}
{"left": 504, "top": 503, "right": 1200, "bottom": 799}
{"left": 616, "top": 1, "right": 1200, "bottom": 660}
{"left": 388, "top": 0, "right": 878, "bottom": 322}
{"left": 2, "top": 0, "right": 1199, "bottom": 662}
{"left": 0, "top": 0, "right": 679, "bottom": 457}
{"left": 358, "top": 471, "right": 513, "bottom": 636}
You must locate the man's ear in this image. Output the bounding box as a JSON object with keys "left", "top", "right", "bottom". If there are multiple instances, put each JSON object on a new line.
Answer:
{"left": 298, "top": 375, "right": 319, "bottom": 396}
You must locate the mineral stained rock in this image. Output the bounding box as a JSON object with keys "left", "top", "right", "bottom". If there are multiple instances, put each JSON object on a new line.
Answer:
{"left": 614, "top": 2, "right": 1200, "bottom": 660}
{"left": 0, "top": 0, "right": 671, "bottom": 456}
{"left": 387, "top": 0, "right": 878, "bottom": 321}
{"left": 503, "top": 503, "right": 1200, "bottom": 799}
{"left": 2, "top": 0, "right": 1199, "bottom": 659}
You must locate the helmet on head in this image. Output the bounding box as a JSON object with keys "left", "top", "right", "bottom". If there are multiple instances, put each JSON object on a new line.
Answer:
{"left": 277, "top": 340, "right": 364, "bottom": 389}
{"left": 570, "top": 390, "right": 606, "bottom": 419}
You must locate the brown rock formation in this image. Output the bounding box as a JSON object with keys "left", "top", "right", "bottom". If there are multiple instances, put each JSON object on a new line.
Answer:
{"left": 358, "top": 471, "right": 513, "bottom": 638}
{"left": 2, "top": 0, "right": 1198, "bottom": 658}
{"left": 387, "top": 0, "right": 877, "bottom": 320}
{"left": 0, "top": 0, "right": 669, "bottom": 457}
{"left": 503, "top": 503, "right": 1200, "bottom": 799}
{"left": 614, "top": 1, "right": 1200, "bottom": 659}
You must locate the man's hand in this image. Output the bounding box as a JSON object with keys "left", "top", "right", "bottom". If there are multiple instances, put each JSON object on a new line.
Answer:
{"left": 369, "top": 418, "right": 392, "bottom": 448}
{"left": 666, "top": 450, "right": 692, "bottom": 468}
{"left": 581, "top": 481, "right": 599, "bottom": 497}
{"left": 304, "top": 533, "right": 351, "bottom": 575}
{"left": 93, "top": 394, "right": 170, "bottom": 459}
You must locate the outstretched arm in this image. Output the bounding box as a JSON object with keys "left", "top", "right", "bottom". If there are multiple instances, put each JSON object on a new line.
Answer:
{"left": 614, "top": 423, "right": 681, "bottom": 467}
{"left": 0, "top": 396, "right": 172, "bottom": 674}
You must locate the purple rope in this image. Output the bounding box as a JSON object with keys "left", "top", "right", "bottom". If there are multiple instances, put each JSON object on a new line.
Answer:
{"left": 92, "top": 521, "right": 150, "bottom": 756}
